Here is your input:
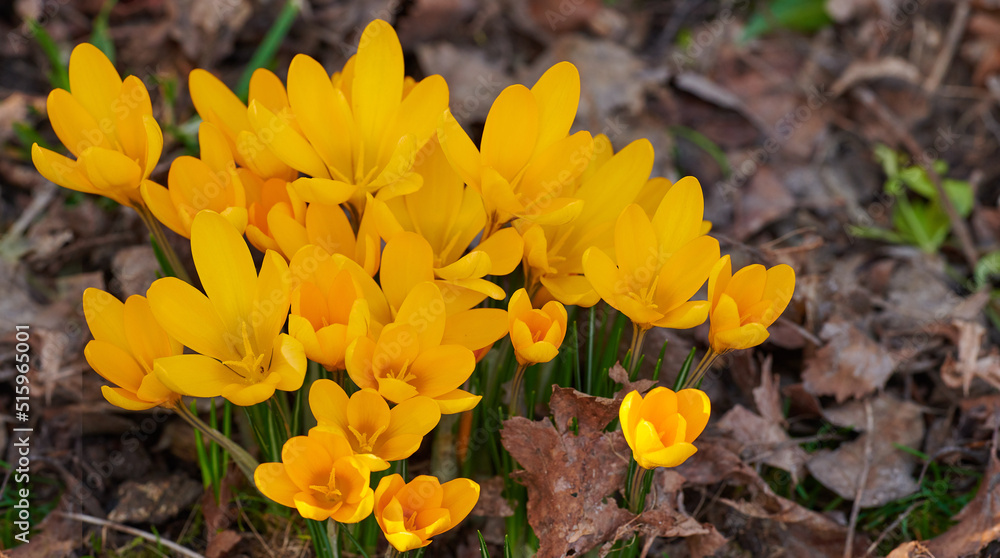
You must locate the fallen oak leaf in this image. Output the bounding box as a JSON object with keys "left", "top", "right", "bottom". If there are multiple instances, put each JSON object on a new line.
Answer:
{"left": 803, "top": 316, "right": 896, "bottom": 403}
{"left": 501, "top": 387, "right": 632, "bottom": 558}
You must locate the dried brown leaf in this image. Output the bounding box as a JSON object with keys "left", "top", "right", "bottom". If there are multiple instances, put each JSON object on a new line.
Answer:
{"left": 608, "top": 362, "right": 657, "bottom": 400}
{"left": 941, "top": 319, "right": 1000, "bottom": 394}
{"left": 501, "top": 387, "right": 631, "bottom": 558}
{"left": 803, "top": 316, "right": 896, "bottom": 403}
{"left": 718, "top": 404, "right": 809, "bottom": 483}
{"left": 807, "top": 396, "right": 923, "bottom": 507}
{"left": 108, "top": 473, "right": 202, "bottom": 524}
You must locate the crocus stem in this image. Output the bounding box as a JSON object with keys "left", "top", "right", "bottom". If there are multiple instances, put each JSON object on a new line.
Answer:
{"left": 626, "top": 463, "right": 650, "bottom": 514}
{"left": 384, "top": 546, "right": 402, "bottom": 558}
{"left": 137, "top": 206, "right": 191, "bottom": 284}
{"left": 682, "top": 349, "right": 721, "bottom": 390}
{"left": 174, "top": 402, "right": 259, "bottom": 487}
{"left": 509, "top": 362, "right": 529, "bottom": 417}
{"left": 327, "top": 519, "right": 341, "bottom": 558}
{"left": 625, "top": 323, "right": 649, "bottom": 378}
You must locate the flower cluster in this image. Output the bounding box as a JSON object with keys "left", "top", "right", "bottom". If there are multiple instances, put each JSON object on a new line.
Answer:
{"left": 43, "top": 16, "right": 796, "bottom": 554}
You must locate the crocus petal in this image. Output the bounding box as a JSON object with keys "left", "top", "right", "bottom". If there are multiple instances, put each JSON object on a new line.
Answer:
{"left": 347, "top": 388, "right": 391, "bottom": 438}
{"left": 394, "top": 282, "right": 446, "bottom": 351}
{"left": 353, "top": 19, "right": 403, "bottom": 162}
{"left": 475, "top": 227, "right": 524, "bottom": 275}
{"left": 652, "top": 235, "right": 720, "bottom": 312}
{"left": 480, "top": 85, "right": 538, "bottom": 180}
{"left": 381, "top": 232, "right": 436, "bottom": 313}
{"left": 651, "top": 300, "right": 709, "bottom": 330}
{"left": 409, "top": 345, "right": 475, "bottom": 398}
{"left": 84, "top": 340, "right": 144, "bottom": 392}
{"left": 728, "top": 264, "right": 768, "bottom": 311}
{"left": 255, "top": 463, "right": 298, "bottom": 508}
{"left": 309, "top": 379, "right": 350, "bottom": 433}
{"left": 154, "top": 354, "right": 243, "bottom": 398}
{"left": 677, "top": 389, "right": 711, "bottom": 442}
{"left": 141, "top": 181, "right": 187, "bottom": 236}
{"left": 715, "top": 324, "right": 770, "bottom": 351}
{"left": 255, "top": 250, "right": 293, "bottom": 346}
{"left": 346, "top": 337, "right": 379, "bottom": 390}
{"left": 287, "top": 54, "right": 355, "bottom": 177}
{"left": 441, "top": 308, "right": 508, "bottom": 351}
{"left": 147, "top": 277, "right": 235, "bottom": 361}
{"left": 248, "top": 100, "right": 331, "bottom": 179}
{"left": 756, "top": 264, "right": 796, "bottom": 326}
{"left": 614, "top": 205, "right": 658, "bottom": 283}
{"left": 122, "top": 295, "right": 175, "bottom": 369}
{"left": 619, "top": 390, "right": 643, "bottom": 450}
{"left": 292, "top": 177, "right": 357, "bottom": 206}
{"left": 68, "top": 43, "right": 122, "bottom": 128}
{"left": 190, "top": 210, "right": 257, "bottom": 333}
{"left": 82, "top": 288, "right": 127, "bottom": 351}
{"left": 432, "top": 389, "right": 482, "bottom": 414}
{"left": 530, "top": 61, "right": 580, "bottom": 152}
{"left": 437, "top": 110, "right": 482, "bottom": 190}
{"left": 101, "top": 386, "right": 158, "bottom": 411}
{"left": 440, "top": 478, "right": 480, "bottom": 529}
{"left": 32, "top": 145, "right": 100, "bottom": 195}
{"left": 650, "top": 176, "right": 705, "bottom": 255}
{"left": 707, "top": 255, "right": 732, "bottom": 309}
{"left": 639, "top": 442, "right": 698, "bottom": 469}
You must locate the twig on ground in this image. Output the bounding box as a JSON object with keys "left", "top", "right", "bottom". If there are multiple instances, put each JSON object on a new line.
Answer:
{"left": 844, "top": 400, "right": 874, "bottom": 558}
{"left": 925, "top": 0, "right": 971, "bottom": 93}
{"left": 55, "top": 511, "right": 205, "bottom": 558}
{"left": 852, "top": 87, "right": 980, "bottom": 270}
{"left": 865, "top": 502, "right": 920, "bottom": 555}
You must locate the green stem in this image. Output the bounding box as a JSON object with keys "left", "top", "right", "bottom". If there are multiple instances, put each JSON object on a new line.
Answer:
{"left": 626, "top": 463, "right": 650, "bottom": 514}
{"left": 328, "top": 519, "right": 341, "bottom": 558}
{"left": 137, "top": 206, "right": 191, "bottom": 284}
{"left": 625, "top": 323, "right": 649, "bottom": 379}
{"left": 682, "top": 348, "right": 721, "bottom": 390}
{"left": 384, "top": 546, "right": 402, "bottom": 558}
{"left": 174, "top": 402, "right": 259, "bottom": 487}
{"left": 509, "top": 362, "right": 529, "bottom": 417}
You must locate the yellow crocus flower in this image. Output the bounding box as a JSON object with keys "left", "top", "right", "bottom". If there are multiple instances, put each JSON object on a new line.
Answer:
{"left": 248, "top": 19, "right": 448, "bottom": 216}
{"left": 438, "top": 61, "right": 592, "bottom": 233}
{"left": 287, "top": 244, "right": 391, "bottom": 371}
{"left": 32, "top": 43, "right": 163, "bottom": 209}
{"left": 374, "top": 474, "right": 480, "bottom": 552}
{"left": 707, "top": 255, "right": 796, "bottom": 353}
{"left": 189, "top": 67, "right": 298, "bottom": 182}
{"left": 82, "top": 289, "right": 182, "bottom": 410}
{"left": 254, "top": 429, "right": 374, "bottom": 523}
{"left": 146, "top": 210, "right": 306, "bottom": 406}
{"left": 372, "top": 135, "right": 524, "bottom": 301}
{"left": 507, "top": 288, "right": 567, "bottom": 366}
{"left": 141, "top": 122, "right": 248, "bottom": 237}
{"left": 308, "top": 380, "right": 440, "bottom": 472}
{"left": 345, "top": 282, "right": 481, "bottom": 414}
{"left": 620, "top": 387, "right": 710, "bottom": 469}
{"left": 518, "top": 135, "right": 654, "bottom": 306}
{"left": 378, "top": 232, "right": 509, "bottom": 353}
{"left": 582, "top": 178, "right": 720, "bottom": 331}
{"left": 241, "top": 173, "right": 306, "bottom": 255}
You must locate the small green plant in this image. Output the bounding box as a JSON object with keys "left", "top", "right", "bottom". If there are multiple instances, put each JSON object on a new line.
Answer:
{"left": 850, "top": 144, "right": 974, "bottom": 254}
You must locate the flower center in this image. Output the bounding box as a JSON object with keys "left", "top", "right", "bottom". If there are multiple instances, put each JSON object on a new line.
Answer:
{"left": 348, "top": 426, "right": 378, "bottom": 453}
{"left": 384, "top": 359, "right": 416, "bottom": 384}
{"left": 309, "top": 467, "right": 344, "bottom": 508}
{"left": 222, "top": 322, "right": 268, "bottom": 384}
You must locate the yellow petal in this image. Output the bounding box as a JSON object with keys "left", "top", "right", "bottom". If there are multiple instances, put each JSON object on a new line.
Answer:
{"left": 255, "top": 250, "right": 292, "bottom": 344}
{"left": 614, "top": 205, "right": 658, "bottom": 284}
{"left": 755, "top": 264, "right": 796, "bottom": 326}
{"left": 115, "top": 76, "right": 154, "bottom": 164}
{"left": 652, "top": 300, "right": 709, "bottom": 330}
{"left": 395, "top": 282, "right": 446, "bottom": 351}
{"left": 84, "top": 340, "right": 144, "bottom": 392}
{"left": 154, "top": 354, "right": 243, "bottom": 398}
{"left": 480, "top": 85, "right": 538, "bottom": 179}
{"left": 728, "top": 264, "right": 768, "bottom": 311}
{"left": 530, "top": 61, "right": 580, "bottom": 152}
{"left": 410, "top": 345, "right": 475, "bottom": 398}
{"left": 441, "top": 308, "right": 509, "bottom": 351}
{"left": 440, "top": 478, "right": 480, "bottom": 529}
{"left": 255, "top": 463, "right": 298, "bottom": 508}
{"left": 190, "top": 211, "right": 258, "bottom": 336}
{"left": 619, "top": 390, "right": 643, "bottom": 451}
{"left": 437, "top": 110, "right": 482, "bottom": 190}
{"left": 581, "top": 247, "right": 624, "bottom": 310}
{"left": 353, "top": 19, "right": 403, "bottom": 161}
{"left": 677, "top": 389, "right": 711, "bottom": 443}
{"left": 709, "top": 293, "right": 743, "bottom": 351}
{"left": 540, "top": 275, "right": 599, "bottom": 307}
{"left": 640, "top": 442, "right": 698, "bottom": 469}
{"left": 707, "top": 255, "right": 732, "bottom": 309}
{"left": 83, "top": 288, "right": 127, "bottom": 351}
{"left": 79, "top": 146, "right": 141, "bottom": 195}
{"left": 292, "top": 177, "right": 357, "bottom": 206}
{"left": 715, "top": 323, "right": 770, "bottom": 351}
{"left": 380, "top": 74, "right": 449, "bottom": 165}
{"left": 287, "top": 54, "right": 355, "bottom": 177}
{"left": 122, "top": 295, "right": 176, "bottom": 368}
{"left": 189, "top": 69, "right": 250, "bottom": 142}
{"left": 309, "top": 379, "right": 350, "bottom": 432}
{"left": 68, "top": 43, "right": 122, "bottom": 130}
{"left": 380, "top": 232, "right": 435, "bottom": 313}
{"left": 146, "top": 277, "right": 235, "bottom": 360}
{"left": 476, "top": 227, "right": 523, "bottom": 275}
{"left": 31, "top": 144, "right": 99, "bottom": 195}
{"left": 380, "top": 396, "right": 440, "bottom": 460}
{"left": 435, "top": 251, "right": 491, "bottom": 281}
{"left": 433, "top": 388, "right": 482, "bottom": 414}
{"left": 652, "top": 235, "right": 720, "bottom": 312}
{"left": 347, "top": 388, "right": 391, "bottom": 437}
{"left": 282, "top": 435, "right": 334, "bottom": 490}
{"left": 518, "top": 131, "right": 593, "bottom": 205}
{"left": 140, "top": 116, "right": 163, "bottom": 179}
{"left": 650, "top": 176, "right": 705, "bottom": 255}
{"left": 248, "top": 99, "right": 330, "bottom": 179}
{"left": 47, "top": 88, "right": 113, "bottom": 159}
{"left": 101, "top": 386, "right": 158, "bottom": 411}
{"left": 141, "top": 181, "right": 187, "bottom": 237}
